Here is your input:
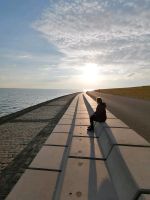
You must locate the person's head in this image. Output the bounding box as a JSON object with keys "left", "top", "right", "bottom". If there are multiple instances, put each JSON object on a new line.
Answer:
{"left": 96, "top": 97, "right": 102, "bottom": 104}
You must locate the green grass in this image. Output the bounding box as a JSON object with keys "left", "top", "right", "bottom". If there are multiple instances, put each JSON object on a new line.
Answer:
{"left": 95, "top": 86, "right": 150, "bottom": 101}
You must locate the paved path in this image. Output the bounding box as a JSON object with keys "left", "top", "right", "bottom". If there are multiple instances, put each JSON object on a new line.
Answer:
{"left": 5, "top": 93, "right": 150, "bottom": 200}
{"left": 87, "top": 91, "right": 150, "bottom": 142}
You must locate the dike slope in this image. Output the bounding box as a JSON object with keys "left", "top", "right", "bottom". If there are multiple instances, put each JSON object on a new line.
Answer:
{"left": 0, "top": 92, "right": 78, "bottom": 199}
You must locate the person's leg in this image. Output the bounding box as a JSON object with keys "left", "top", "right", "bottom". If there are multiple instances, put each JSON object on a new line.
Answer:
{"left": 90, "top": 115, "right": 94, "bottom": 128}
{"left": 87, "top": 114, "right": 95, "bottom": 130}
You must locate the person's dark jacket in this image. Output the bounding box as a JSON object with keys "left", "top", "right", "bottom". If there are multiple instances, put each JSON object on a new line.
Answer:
{"left": 95, "top": 102, "right": 107, "bottom": 122}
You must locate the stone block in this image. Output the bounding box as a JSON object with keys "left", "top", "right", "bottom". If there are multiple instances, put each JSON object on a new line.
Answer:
{"left": 6, "top": 169, "right": 58, "bottom": 200}
{"left": 76, "top": 113, "right": 89, "bottom": 118}
{"left": 106, "top": 128, "right": 150, "bottom": 146}
{"left": 66, "top": 107, "right": 76, "bottom": 111}
{"left": 63, "top": 111, "right": 74, "bottom": 116}
{"left": 73, "top": 125, "right": 95, "bottom": 137}
{"left": 75, "top": 118, "right": 90, "bottom": 126}
{"left": 138, "top": 194, "right": 150, "bottom": 200}
{"left": 94, "top": 122, "right": 105, "bottom": 135}
{"left": 53, "top": 125, "right": 71, "bottom": 133}
{"left": 77, "top": 105, "right": 87, "bottom": 109}
{"left": 45, "top": 132, "right": 68, "bottom": 146}
{"left": 106, "top": 112, "right": 117, "bottom": 119}
{"left": 70, "top": 137, "right": 104, "bottom": 159}
{"left": 94, "top": 129, "right": 112, "bottom": 158}
{"left": 58, "top": 118, "right": 73, "bottom": 125}
{"left": 97, "top": 128, "right": 150, "bottom": 158}
{"left": 60, "top": 158, "right": 119, "bottom": 200}
{"left": 76, "top": 110, "right": 88, "bottom": 114}
{"left": 69, "top": 99, "right": 78, "bottom": 106}
{"left": 103, "top": 119, "right": 129, "bottom": 128}
{"left": 29, "top": 146, "right": 65, "bottom": 170}
{"left": 61, "top": 114, "right": 74, "bottom": 119}
{"left": 107, "top": 146, "right": 150, "bottom": 200}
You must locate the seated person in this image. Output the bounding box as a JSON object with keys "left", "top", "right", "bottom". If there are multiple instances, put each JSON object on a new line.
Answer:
{"left": 87, "top": 97, "right": 107, "bottom": 131}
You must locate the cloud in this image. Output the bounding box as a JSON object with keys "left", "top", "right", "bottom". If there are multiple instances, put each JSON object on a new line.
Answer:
{"left": 128, "top": 73, "right": 135, "bottom": 77}
{"left": 32, "top": 0, "right": 150, "bottom": 87}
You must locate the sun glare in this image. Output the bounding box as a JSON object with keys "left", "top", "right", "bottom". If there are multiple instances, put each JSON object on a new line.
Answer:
{"left": 82, "top": 63, "right": 99, "bottom": 83}
{"left": 83, "top": 88, "right": 94, "bottom": 93}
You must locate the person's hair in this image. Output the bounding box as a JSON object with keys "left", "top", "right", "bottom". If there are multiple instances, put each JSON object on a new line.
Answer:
{"left": 96, "top": 97, "right": 102, "bottom": 104}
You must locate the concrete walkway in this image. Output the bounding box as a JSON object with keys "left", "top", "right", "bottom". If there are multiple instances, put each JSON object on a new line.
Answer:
{"left": 6, "top": 93, "right": 150, "bottom": 200}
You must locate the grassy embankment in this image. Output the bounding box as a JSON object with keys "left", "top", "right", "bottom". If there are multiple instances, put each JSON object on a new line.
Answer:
{"left": 95, "top": 86, "right": 150, "bottom": 101}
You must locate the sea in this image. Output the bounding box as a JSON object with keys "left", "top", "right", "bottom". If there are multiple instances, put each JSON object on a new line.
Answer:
{"left": 0, "top": 88, "right": 78, "bottom": 117}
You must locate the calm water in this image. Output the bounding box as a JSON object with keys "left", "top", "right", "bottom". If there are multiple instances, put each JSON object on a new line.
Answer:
{"left": 0, "top": 88, "right": 78, "bottom": 117}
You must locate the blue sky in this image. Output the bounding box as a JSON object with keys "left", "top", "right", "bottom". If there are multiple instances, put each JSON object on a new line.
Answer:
{"left": 0, "top": 0, "right": 150, "bottom": 89}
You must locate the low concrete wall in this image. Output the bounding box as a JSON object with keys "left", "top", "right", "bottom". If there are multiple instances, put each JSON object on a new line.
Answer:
{"left": 86, "top": 93, "right": 150, "bottom": 200}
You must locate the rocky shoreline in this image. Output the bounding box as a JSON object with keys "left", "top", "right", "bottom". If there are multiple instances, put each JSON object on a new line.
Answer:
{"left": 0, "top": 92, "right": 78, "bottom": 199}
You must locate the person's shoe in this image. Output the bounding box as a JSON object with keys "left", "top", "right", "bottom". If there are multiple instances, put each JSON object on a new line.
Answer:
{"left": 87, "top": 126, "right": 94, "bottom": 131}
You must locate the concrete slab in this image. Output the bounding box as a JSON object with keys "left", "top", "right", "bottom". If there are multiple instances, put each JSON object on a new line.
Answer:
{"left": 70, "top": 99, "right": 78, "bottom": 106}
{"left": 66, "top": 106, "right": 75, "bottom": 112}
{"left": 106, "top": 112, "right": 117, "bottom": 119}
{"left": 76, "top": 113, "right": 89, "bottom": 118}
{"left": 97, "top": 128, "right": 150, "bottom": 158}
{"left": 75, "top": 118, "right": 90, "bottom": 126}
{"left": 76, "top": 110, "right": 88, "bottom": 114}
{"left": 94, "top": 122, "right": 105, "bottom": 137}
{"left": 70, "top": 137, "right": 104, "bottom": 159}
{"left": 138, "top": 194, "right": 150, "bottom": 200}
{"left": 94, "top": 130, "right": 112, "bottom": 158}
{"left": 61, "top": 114, "right": 74, "bottom": 119}
{"left": 66, "top": 109, "right": 75, "bottom": 113}
{"left": 73, "top": 125, "right": 95, "bottom": 137}
{"left": 107, "top": 146, "right": 150, "bottom": 200}
{"left": 29, "top": 146, "right": 65, "bottom": 170}
{"left": 71, "top": 99, "right": 78, "bottom": 103}
{"left": 53, "top": 125, "right": 71, "bottom": 133}
{"left": 77, "top": 105, "right": 87, "bottom": 108}
{"left": 77, "top": 110, "right": 87, "bottom": 113}
{"left": 58, "top": 118, "right": 73, "bottom": 125}
{"left": 78, "top": 105, "right": 86, "bottom": 108}
{"left": 45, "top": 133, "right": 68, "bottom": 146}
{"left": 66, "top": 107, "right": 76, "bottom": 111}
{"left": 60, "top": 158, "right": 119, "bottom": 200}
{"left": 103, "top": 119, "right": 129, "bottom": 128}
{"left": 63, "top": 111, "right": 74, "bottom": 116}
{"left": 83, "top": 94, "right": 97, "bottom": 104}
{"left": 67, "top": 106, "right": 76, "bottom": 109}
{"left": 6, "top": 169, "right": 58, "bottom": 200}
{"left": 106, "top": 128, "right": 150, "bottom": 146}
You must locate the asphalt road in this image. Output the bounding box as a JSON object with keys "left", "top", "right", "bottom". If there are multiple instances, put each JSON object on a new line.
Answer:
{"left": 89, "top": 92, "right": 150, "bottom": 142}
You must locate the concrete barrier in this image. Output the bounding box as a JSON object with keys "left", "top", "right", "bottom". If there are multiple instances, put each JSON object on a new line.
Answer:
{"left": 138, "top": 194, "right": 150, "bottom": 200}
{"left": 84, "top": 93, "right": 150, "bottom": 200}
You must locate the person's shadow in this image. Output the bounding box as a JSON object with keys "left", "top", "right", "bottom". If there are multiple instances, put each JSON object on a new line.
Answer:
{"left": 83, "top": 95, "right": 118, "bottom": 200}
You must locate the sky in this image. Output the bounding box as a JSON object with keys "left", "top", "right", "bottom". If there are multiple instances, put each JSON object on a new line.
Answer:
{"left": 0, "top": 0, "right": 150, "bottom": 90}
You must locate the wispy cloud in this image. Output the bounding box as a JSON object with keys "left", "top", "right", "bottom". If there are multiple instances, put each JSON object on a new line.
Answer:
{"left": 32, "top": 0, "right": 150, "bottom": 87}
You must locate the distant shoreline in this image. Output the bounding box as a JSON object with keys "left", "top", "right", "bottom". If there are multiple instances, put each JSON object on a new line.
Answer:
{"left": 0, "top": 88, "right": 79, "bottom": 118}
{"left": 0, "top": 92, "right": 79, "bottom": 125}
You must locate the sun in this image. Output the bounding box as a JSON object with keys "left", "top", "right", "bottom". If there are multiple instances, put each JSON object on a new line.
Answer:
{"left": 81, "top": 63, "right": 99, "bottom": 83}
